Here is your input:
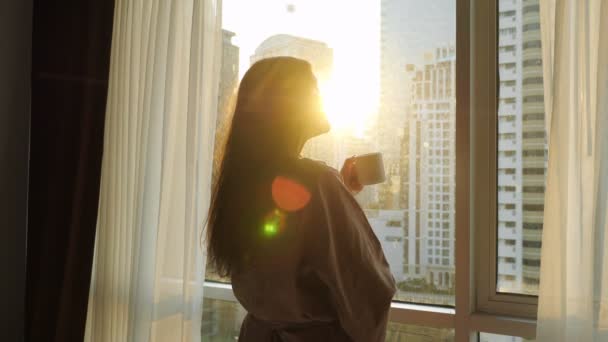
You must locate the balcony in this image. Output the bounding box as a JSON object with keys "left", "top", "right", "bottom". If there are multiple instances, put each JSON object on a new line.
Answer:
{"left": 522, "top": 216, "right": 543, "bottom": 228}
{"left": 522, "top": 142, "right": 546, "bottom": 154}
{"left": 498, "top": 227, "right": 518, "bottom": 240}
{"left": 523, "top": 248, "right": 541, "bottom": 260}
{"left": 498, "top": 138, "right": 517, "bottom": 151}
{"left": 522, "top": 192, "right": 544, "bottom": 205}
{"left": 498, "top": 262, "right": 518, "bottom": 275}
{"left": 499, "top": 16, "right": 517, "bottom": 29}
{"left": 498, "top": 102, "right": 517, "bottom": 114}
{"left": 498, "top": 190, "right": 519, "bottom": 203}
{"left": 523, "top": 30, "right": 541, "bottom": 42}
{"left": 522, "top": 123, "right": 546, "bottom": 134}
{"left": 522, "top": 83, "right": 543, "bottom": 94}
{"left": 522, "top": 101, "right": 544, "bottom": 113}
{"left": 522, "top": 157, "right": 547, "bottom": 171}
{"left": 523, "top": 265, "right": 540, "bottom": 279}
{"left": 499, "top": 0, "right": 517, "bottom": 11}
{"left": 498, "top": 174, "right": 517, "bottom": 185}
{"left": 523, "top": 67, "right": 543, "bottom": 78}
{"left": 498, "top": 156, "right": 518, "bottom": 169}
{"left": 522, "top": 48, "right": 542, "bottom": 60}
{"left": 523, "top": 11, "right": 541, "bottom": 23}
{"left": 499, "top": 244, "right": 517, "bottom": 257}
{"left": 522, "top": 175, "right": 546, "bottom": 187}
{"left": 499, "top": 34, "right": 517, "bottom": 47}
{"left": 499, "top": 84, "right": 517, "bottom": 98}
{"left": 499, "top": 209, "right": 518, "bottom": 221}
{"left": 523, "top": 228, "right": 542, "bottom": 242}
{"left": 498, "top": 120, "right": 517, "bottom": 133}
{"left": 499, "top": 68, "right": 517, "bottom": 81}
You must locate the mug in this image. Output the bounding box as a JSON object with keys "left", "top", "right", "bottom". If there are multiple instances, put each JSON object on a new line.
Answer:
{"left": 353, "top": 152, "right": 386, "bottom": 185}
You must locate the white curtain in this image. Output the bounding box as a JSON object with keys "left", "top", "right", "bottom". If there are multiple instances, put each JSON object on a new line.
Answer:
{"left": 537, "top": 0, "right": 608, "bottom": 341}
{"left": 84, "top": 0, "right": 222, "bottom": 341}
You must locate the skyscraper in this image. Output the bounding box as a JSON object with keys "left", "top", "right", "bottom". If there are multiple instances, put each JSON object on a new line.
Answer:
{"left": 250, "top": 34, "right": 333, "bottom": 83}
{"left": 379, "top": 0, "right": 410, "bottom": 170}
{"left": 496, "top": 0, "right": 546, "bottom": 294}
{"left": 402, "top": 46, "right": 456, "bottom": 290}
{"left": 217, "top": 30, "right": 240, "bottom": 130}
{"left": 212, "top": 30, "right": 240, "bottom": 182}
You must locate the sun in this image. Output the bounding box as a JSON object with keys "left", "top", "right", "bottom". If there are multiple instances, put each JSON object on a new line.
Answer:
{"left": 317, "top": 43, "right": 379, "bottom": 137}
{"left": 319, "top": 72, "right": 377, "bottom": 137}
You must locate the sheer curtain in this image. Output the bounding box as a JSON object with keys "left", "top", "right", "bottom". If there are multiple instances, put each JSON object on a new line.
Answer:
{"left": 84, "top": 0, "right": 222, "bottom": 341}
{"left": 537, "top": 0, "right": 608, "bottom": 341}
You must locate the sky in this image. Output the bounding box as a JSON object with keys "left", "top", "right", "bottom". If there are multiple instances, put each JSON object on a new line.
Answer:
{"left": 221, "top": 0, "right": 455, "bottom": 133}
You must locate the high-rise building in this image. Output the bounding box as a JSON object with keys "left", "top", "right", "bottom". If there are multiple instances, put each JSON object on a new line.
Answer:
{"left": 250, "top": 34, "right": 333, "bottom": 83}
{"left": 217, "top": 30, "right": 240, "bottom": 130}
{"left": 366, "top": 209, "right": 407, "bottom": 282}
{"left": 402, "top": 46, "right": 456, "bottom": 290}
{"left": 379, "top": 0, "right": 411, "bottom": 170}
{"left": 212, "top": 30, "right": 240, "bottom": 181}
{"left": 250, "top": 34, "right": 338, "bottom": 167}
{"left": 496, "top": 0, "right": 546, "bottom": 294}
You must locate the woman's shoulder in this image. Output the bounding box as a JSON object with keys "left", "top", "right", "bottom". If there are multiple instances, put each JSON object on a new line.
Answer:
{"left": 293, "top": 158, "right": 356, "bottom": 201}
{"left": 295, "top": 158, "right": 343, "bottom": 186}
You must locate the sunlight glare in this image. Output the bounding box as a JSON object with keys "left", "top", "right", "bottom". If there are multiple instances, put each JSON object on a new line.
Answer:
{"left": 319, "top": 64, "right": 377, "bottom": 136}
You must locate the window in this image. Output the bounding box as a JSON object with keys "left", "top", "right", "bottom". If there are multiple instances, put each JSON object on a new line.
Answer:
{"left": 523, "top": 40, "right": 542, "bottom": 49}
{"left": 478, "top": 0, "right": 548, "bottom": 317}
{"left": 386, "top": 236, "right": 404, "bottom": 242}
{"left": 480, "top": 332, "right": 536, "bottom": 342}
{"left": 523, "top": 4, "right": 540, "bottom": 14}
{"left": 523, "top": 59, "right": 542, "bottom": 67}
{"left": 523, "top": 23, "right": 541, "bottom": 32}
{"left": 523, "top": 77, "right": 543, "bottom": 85}
{"left": 523, "top": 113, "right": 544, "bottom": 121}
{"left": 211, "top": 0, "right": 458, "bottom": 301}
{"left": 204, "top": 1, "right": 541, "bottom": 341}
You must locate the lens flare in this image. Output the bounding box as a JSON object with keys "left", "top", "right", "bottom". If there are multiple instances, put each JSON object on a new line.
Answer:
{"left": 262, "top": 209, "right": 285, "bottom": 238}
{"left": 271, "top": 176, "right": 311, "bottom": 212}
{"left": 263, "top": 222, "right": 278, "bottom": 236}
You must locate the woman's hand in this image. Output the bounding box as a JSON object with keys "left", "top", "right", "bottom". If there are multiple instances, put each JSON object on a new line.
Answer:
{"left": 340, "top": 157, "right": 364, "bottom": 195}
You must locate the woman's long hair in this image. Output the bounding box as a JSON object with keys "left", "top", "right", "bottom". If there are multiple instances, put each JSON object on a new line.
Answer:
{"left": 206, "top": 57, "right": 326, "bottom": 278}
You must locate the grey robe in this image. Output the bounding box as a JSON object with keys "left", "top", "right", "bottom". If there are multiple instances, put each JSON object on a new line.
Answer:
{"left": 232, "top": 159, "right": 396, "bottom": 341}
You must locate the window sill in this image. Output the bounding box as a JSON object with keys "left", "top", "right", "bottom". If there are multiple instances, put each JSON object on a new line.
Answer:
{"left": 203, "top": 282, "right": 536, "bottom": 339}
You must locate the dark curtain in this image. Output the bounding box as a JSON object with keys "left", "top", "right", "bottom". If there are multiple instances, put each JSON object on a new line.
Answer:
{"left": 26, "top": 1, "right": 116, "bottom": 341}
{"left": 0, "top": 0, "right": 32, "bottom": 340}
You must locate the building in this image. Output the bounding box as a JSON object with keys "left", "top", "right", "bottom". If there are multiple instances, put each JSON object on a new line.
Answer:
{"left": 212, "top": 30, "right": 240, "bottom": 179}
{"left": 496, "top": 0, "right": 546, "bottom": 294}
{"left": 366, "top": 209, "right": 407, "bottom": 283}
{"left": 402, "top": 46, "right": 456, "bottom": 290}
{"left": 378, "top": 0, "right": 411, "bottom": 170}
{"left": 216, "top": 29, "right": 240, "bottom": 131}
{"left": 250, "top": 34, "right": 338, "bottom": 167}
{"left": 250, "top": 34, "right": 333, "bottom": 83}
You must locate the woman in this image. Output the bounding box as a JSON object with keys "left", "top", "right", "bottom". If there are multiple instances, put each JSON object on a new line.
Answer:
{"left": 207, "top": 57, "right": 396, "bottom": 341}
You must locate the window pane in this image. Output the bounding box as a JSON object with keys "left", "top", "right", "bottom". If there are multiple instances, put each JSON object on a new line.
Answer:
{"left": 479, "top": 332, "right": 536, "bottom": 342}
{"left": 386, "top": 322, "right": 455, "bottom": 341}
{"left": 202, "top": 297, "right": 246, "bottom": 341}
{"left": 206, "top": 0, "right": 456, "bottom": 306}
{"left": 496, "top": 0, "right": 547, "bottom": 295}
{"left": 202, "top": 296, "right": 455, "bottom": 341}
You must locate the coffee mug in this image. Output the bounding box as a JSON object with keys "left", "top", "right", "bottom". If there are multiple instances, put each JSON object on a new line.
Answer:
{"left": 353, "top": 152, "right": 386, "bottom": 185}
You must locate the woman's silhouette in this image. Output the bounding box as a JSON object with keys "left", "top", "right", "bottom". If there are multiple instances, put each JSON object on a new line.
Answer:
{"left": 207, "top": 57, "right": 396, "bottom": 341}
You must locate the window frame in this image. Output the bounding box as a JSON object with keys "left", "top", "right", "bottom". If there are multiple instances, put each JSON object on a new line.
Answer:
{"left": 203, "top": 0, "right": 539, "bottom": 340}
{"left": 474, "top": 0, "right": 540, "bottom": 320}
